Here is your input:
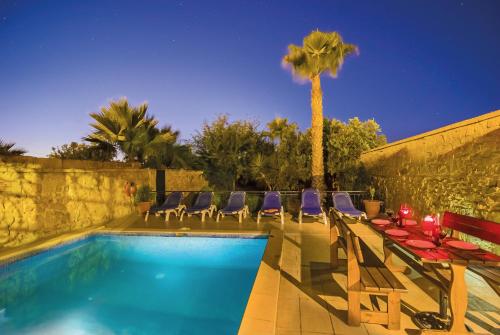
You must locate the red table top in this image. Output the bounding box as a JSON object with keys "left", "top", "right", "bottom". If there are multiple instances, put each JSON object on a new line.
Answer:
{"left": 368, "top": 220, "right": 500, "bottom": 267}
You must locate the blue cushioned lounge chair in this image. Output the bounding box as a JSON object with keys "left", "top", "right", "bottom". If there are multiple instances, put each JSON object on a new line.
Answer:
{"left": 299, "top": 188, "right": 327, "bottom": 225}
{"left": 216, "top": 191, "right": 249, "bottom": 224}
{"left": 145, "top": 191, "right": 185, "bottom": 222}
{"left": 180, "top": 192, "right": 216, "bottom": 223}
{"left": 330, "top": 192, "right": 367, "bottom": 220}
{"left": 257, "top": 191, "right": 285, "bottom": 225}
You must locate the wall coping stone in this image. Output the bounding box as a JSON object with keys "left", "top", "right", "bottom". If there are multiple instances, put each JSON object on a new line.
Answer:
{"left": 0, "top": 155, "right": 143, "bottom": 170}
{"left": 362, "top": 109, "right": 499, "bottom": 155}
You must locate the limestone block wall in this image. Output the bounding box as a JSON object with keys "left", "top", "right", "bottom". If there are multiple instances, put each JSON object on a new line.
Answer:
{"left": 361, "top": 110, "right": 500, "bottom": 225}
{"left": 0, "top": 156, "right": 151, "bottom": 248}
{"left": 165, "top": 169, "right": 208, "bottom": 191}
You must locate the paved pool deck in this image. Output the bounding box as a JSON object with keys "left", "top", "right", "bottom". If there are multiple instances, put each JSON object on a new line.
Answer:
{"left": 1, "top": 213, "right": 498, "bottom": 335}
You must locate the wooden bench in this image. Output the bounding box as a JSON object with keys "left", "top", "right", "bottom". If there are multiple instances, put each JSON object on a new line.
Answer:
{"left": 442, "top": 211, "right": 500, "bottom": 295}
{"left": 330, "top": 211, "right": 408, "bottom": 330}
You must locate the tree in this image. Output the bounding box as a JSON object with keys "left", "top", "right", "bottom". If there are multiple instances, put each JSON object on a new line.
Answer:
{"left": 0, "top": 140, "right": 26, "bottom": 156}
{"left": 49, "top": 142, "right": 116, "bottom": 161}
{"left": 283, "top": 30, "right": 358, "bottom": 190}
{"left": 84, "top": 98, "right": 180, "bottom": 167}
{"left": 251, "top": 118, "right": 310, "bottom": 190}
{"left": 192, "top": 115, "right": 264, "bottom": 190}
{"left": 324, "top": 117, "right": 386, "bottom": 190}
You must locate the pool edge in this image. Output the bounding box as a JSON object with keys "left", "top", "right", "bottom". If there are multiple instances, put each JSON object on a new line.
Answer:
{"left": 238, "top": 228, "right": 282, "bottom": 335}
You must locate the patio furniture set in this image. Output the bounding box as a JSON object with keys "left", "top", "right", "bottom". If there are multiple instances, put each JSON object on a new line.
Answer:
{"left": 331, "top": 199, "right": 500, "bottom": 334}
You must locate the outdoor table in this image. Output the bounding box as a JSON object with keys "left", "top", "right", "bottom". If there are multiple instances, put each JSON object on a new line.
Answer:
{"left": 366, "top": 218, "right": 500, "bottom": 335}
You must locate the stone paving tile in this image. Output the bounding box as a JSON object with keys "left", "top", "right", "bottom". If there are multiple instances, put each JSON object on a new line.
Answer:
{"left": 276, "top": 329, "right": 301, "bottom": 335}
{"left": 276, "top": 297, "right": 301, "bottom": 331}
{"left": 299, "top": 295, "right": 334, "bottom": 333}
{"left": 328, "top": 305, "right": 369, "bottom": 335}
{"left": 239, "top": 317, "right": 275, "bottom": 335}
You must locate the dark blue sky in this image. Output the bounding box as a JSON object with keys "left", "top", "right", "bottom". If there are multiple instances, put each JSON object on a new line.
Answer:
{"left": 1, "top": 0, "right": 499, "bottom": 156}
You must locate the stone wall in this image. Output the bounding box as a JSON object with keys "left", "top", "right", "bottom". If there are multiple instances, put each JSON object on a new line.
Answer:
{"left": 0, "top": 156, "right": 151, "bottom": 248}
{"left": 165, "top": 169, "right": 208, "bottom": 191}
{"left": 361, "top": 110, "right": 500, "bottom": 226}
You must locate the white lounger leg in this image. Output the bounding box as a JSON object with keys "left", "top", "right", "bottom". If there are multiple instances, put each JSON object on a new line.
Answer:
{"left": 209, "top": 206, "right": 216, "bottom": 218}
{"left": 323, "top": 212, "right": 328, "bottom": 225}
{"left": 299, "top": 211, "right": 303, "bottom": 224}
{"left": 144, "top": 211, "right": 150, "bottom": 222}
{"left": 281, "top": 210, "right": 285, "bottom": 226}
{"left": 257, "top": 212, "right": 261, "bottom": 224}
{"left": 180, "top": 211, "right": 185, "bottom": 222}
{"left": 201, "top": 212, "right": 206, "bottom": 223}
{"left": 238, "top": 212, "right": 243, "bottom": 224}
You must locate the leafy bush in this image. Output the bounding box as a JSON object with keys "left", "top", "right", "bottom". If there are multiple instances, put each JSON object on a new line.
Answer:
{"left": 192, "top": 115, "right": 266, "bottom": 190}
{"left": 0, "top": 139, "right": 26, "bottom": 156}
{"left": 324, "top": 117, "right": 386, "bottom": 190}
{"left": 49, "top": 142, "right": 116, "bottom": 161}
{"left": 134, "top": 185, "right": 153, "bottom": 203}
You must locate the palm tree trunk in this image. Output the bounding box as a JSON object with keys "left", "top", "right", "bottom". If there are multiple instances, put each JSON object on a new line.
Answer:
{"left": 310, "top": 75, "right": 325, "bottom": 190}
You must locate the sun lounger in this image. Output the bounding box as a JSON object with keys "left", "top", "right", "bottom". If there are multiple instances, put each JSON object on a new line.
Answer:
{"left": 331, "top": 192, "right": 367, "bottom": 220}
{"left": 216, "top": 191, "right": 249, "bottom": 224}
{"left": 180, "top": 192, "right": 217, "bottom": 223}
{"left": 145, "top": 191, "right": 185, "bottom": 222}
{"left": 299, "top": 188, "right": 327, "bottom": 225}
{"left": 257, "top": 191, "right": 285, "bottom": 225}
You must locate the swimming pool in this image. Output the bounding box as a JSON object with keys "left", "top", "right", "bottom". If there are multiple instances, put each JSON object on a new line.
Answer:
{"left": 0, "top": 234, "right": 267, "bottom": 334}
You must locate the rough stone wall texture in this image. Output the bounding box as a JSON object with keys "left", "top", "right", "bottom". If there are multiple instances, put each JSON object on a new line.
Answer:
{"left": 165, "top": 169, "right": 208, "bottom": 191}
{"left": 0, "top": 156, "right": 151, "bottom": 248}
{"left": 361, "top": 110, "right": 499, "bottom": 238}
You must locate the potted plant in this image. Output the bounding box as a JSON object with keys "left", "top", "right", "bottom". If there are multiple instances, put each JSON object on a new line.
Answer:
{"left": 363, "top": 186, "right": 382, "bottom": 219}
{"left": 134, "top": 184, "right": 152, "bottom": 215}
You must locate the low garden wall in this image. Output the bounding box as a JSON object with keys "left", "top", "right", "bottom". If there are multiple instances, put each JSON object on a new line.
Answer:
{"left": 165, "top": 169, "right": 208, "bottom": 191}
{"left": 0, "top": 156, "right": 207, "bottom": 249}
{"left": 361, "top": 109, "right": 499, "bottom": 224}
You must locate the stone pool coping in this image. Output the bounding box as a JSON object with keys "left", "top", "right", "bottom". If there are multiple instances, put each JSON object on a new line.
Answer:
{"left": 0, "top": 226, "right": 282, "bottom": 335}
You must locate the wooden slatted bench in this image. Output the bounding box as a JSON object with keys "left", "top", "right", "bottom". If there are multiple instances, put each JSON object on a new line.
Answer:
{"left": 442, "top": 211, "right": 500, "bottom": 296}
{"left": 332, "top": 214, "right": 408, "bottom": 330}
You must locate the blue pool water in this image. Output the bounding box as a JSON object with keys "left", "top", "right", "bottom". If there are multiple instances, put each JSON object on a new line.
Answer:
{"left": 0, "top": 235, "right": 267, "bottom": 335}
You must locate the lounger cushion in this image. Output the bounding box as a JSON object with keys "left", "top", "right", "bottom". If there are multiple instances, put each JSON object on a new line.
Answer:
{"left": 262, "top": 208, "right": 280, "bottom": 214}
{"left": 340, "top": 209, "right": 365, "bottom": 217}
{"left": 302, "top": 207, "right": 323, "bottom": 215}
{"left": 149, "top": 203, "right": 181, "bottom": 213}
{"left": 185, "top": 206, "right": 210, "bottom": 213}
{"left": 220, "top": 206, "right": 244, "bottom": 214}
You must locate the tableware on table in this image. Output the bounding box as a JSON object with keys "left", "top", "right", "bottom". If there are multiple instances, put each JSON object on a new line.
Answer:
{"left": 403, "top": 219, "right": 418, "bottom": 226}
{"left": 371, "top": 219, "right": 391, "bottom": 225}
{"left": 446, "top": 240, "right": 480, "bottom": 250}
{"left": 439, "top": 228, "right": 449, "bottom": 240}
{"left": 406, "top": 239, "right": 436, "bottom": 249}
{"left": 385, "top": 229, "right": 409, "bottom": 238}
{"left": 432, "top": 226, "right": 442, "bottom": 246}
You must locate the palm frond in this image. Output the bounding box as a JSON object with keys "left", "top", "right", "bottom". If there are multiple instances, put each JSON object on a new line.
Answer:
{"left": 0, "top": 139, "right": 26, "bottom": 156}
{"left": 283, "top": 30, "right": 358, "bottom": 80}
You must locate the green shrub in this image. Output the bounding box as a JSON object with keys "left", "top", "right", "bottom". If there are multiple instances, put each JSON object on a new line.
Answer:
{"left": 134, "top": 185, "right": 152, "bottom": 203}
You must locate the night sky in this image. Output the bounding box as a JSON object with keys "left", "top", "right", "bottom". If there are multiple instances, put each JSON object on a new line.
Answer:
{"left": 0, "top": 0, "right": 499, "bottom": 156}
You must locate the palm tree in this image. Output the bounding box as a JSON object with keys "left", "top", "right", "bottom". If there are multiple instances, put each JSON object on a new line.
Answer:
{"left": 283, "top": 30, "right": 358, "bottom": 190}
{"left": 84, "top": 98, "right": 178, "bottom": 165}
{"left": 266, "top": 117, "right": 298, "bottom": 145}
{"left": 0, "top": 140, "right": 26, "bottom": 156}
